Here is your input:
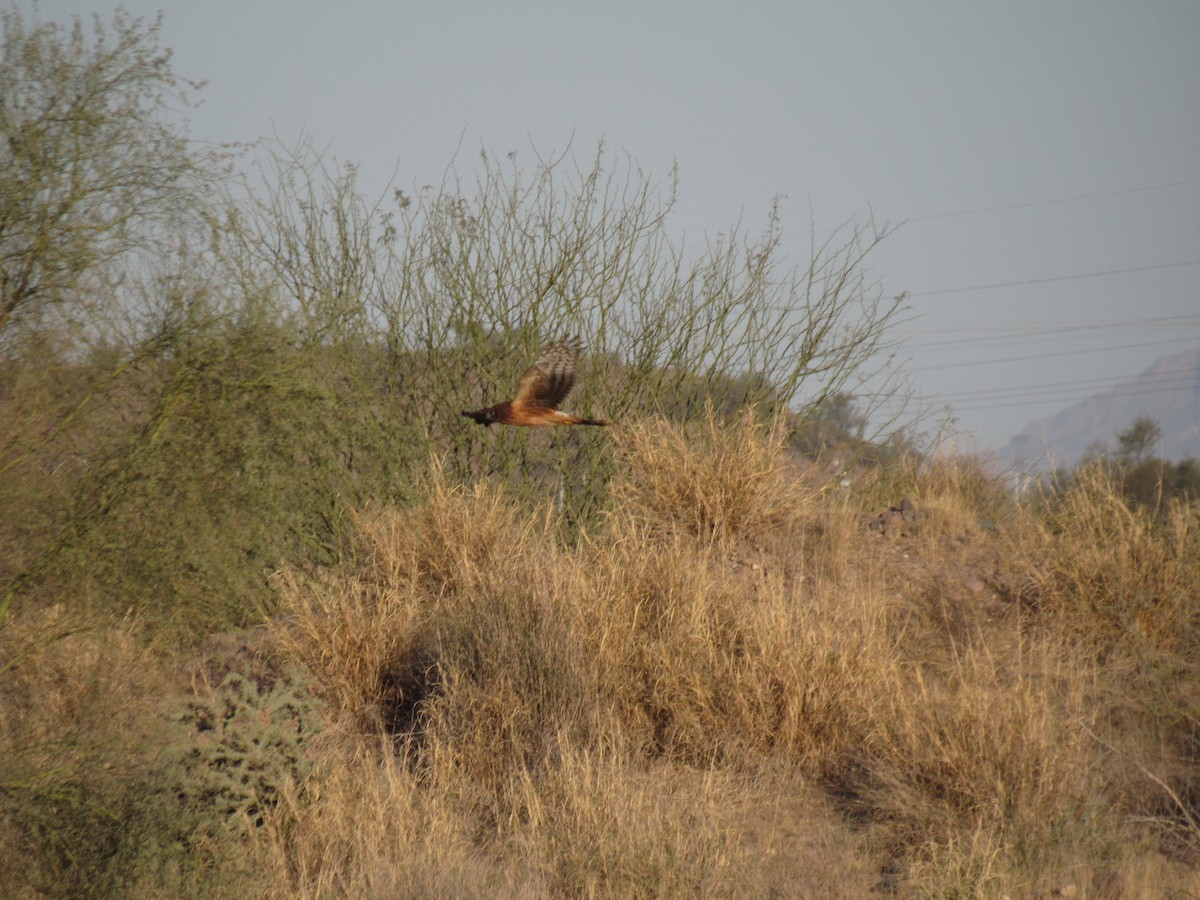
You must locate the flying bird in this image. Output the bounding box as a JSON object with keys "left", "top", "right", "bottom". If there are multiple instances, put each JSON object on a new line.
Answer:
{"left": 462, "top": 335, "right": 607, "bottom": 427}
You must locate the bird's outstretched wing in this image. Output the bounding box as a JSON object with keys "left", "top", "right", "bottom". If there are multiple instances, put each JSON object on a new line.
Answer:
{"left": 511, "top": 336, "right": 581, "bottom": 409}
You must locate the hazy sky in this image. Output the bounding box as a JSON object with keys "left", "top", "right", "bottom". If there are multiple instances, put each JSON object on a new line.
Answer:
{"left": 28, "top": 1, "right": 1200, "bottom": 449}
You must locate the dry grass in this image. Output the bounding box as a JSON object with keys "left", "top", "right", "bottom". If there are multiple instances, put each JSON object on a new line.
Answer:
{"left": 251, "top": 738, "right": 498, "bottom": 898}
{"left": 252, "top": 417, "right": 1200, "bottom": 896}
{"left": 855, "top": 639, "right": 1112, "bottom": 894}
{"left": 5, "top": 412, "right": 1200, "bottom": 896}
{"left": 608, "top": 405, "right": 818, "bottom": 545}
{"left": 1004, "top": 463, "right": 1200, "bottom": 874}
{"left": 1010, "top": 463, "right": 1199, "bottom": 656}
{"left": 0, "top": 608, "right": 265, "bottom": 896}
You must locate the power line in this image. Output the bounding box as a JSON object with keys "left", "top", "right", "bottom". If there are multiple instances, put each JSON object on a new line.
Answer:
{"left": 907, "top": 176, "right": 1200, "bottom": 222}
{"left": 947, "top": 380, "right": 1200, "bottom": 414}
{"left": 899, "top": 313, "right": 1200, "bottom": 351}
{"left": 910, "top": 259, "right": 1200, "bottom": 298}
{"left": 935, "top": 369, "right": 1198, "bottom": 404}
{"left": 908, "top": 336, "right": 1200, "bottom": 372}
{"left": 939, "top": 378, "right": 1197, "bottom": 412}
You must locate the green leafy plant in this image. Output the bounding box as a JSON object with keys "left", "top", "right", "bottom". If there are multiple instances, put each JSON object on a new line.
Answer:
{"left": 172, "top": 671, "right": 325, "bottom": 833}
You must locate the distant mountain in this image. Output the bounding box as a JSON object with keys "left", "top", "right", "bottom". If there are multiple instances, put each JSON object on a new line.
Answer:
{"left": 998, "top": 346, "right": 1200, "bottom": 471}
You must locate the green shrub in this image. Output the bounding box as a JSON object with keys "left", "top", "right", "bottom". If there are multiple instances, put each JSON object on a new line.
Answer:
{"left": 171, "top": 671, "right": 324, "bottom": 833}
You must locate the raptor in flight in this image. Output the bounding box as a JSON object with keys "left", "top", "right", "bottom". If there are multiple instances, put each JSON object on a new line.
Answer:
{"left": 462, "top": 336, "right": 606, "bottom": 428}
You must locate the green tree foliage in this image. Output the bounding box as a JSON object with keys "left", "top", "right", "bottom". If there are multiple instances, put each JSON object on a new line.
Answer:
{"left": 1121, "top": 456, "right": 1200, "bottom": 510}
{"left": 1116, "top": 414, "right": 1162, "bottom": 464}
{"left": 791, "top": 390, "right": 868, "bottom": 455}
{"left": 0, "top": 8, "right": 215, "bottom": 350}
{"left": 0, "top": 9, "right": 223, "bottom": 627}
{"left": 1064, "top": 417, "right": 1198, "bottom": 512}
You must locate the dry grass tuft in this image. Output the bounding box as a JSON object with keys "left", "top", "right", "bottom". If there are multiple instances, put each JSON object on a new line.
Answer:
{"left": 253, "top": 738, "right": 499, "bottom": 898}
{"left": 0, "top": 608, "right": 162, "bottom": 787}
{"left": 563, "top": 512, "right": 894, "bottom": 771}
{"left": 1010, "top": 463, "right": 1199, "bottom": 656}
{"left": 853, "top": 451, "right": 1011, "bottom": 542}
{"left": 503, "top": 741, "right": 754, "bottom": 896}
{"left": 609, "top": 405, "right": 817, "bottom": 544}
{"left": 1002, "top": 463, "right": 1200, "bottom": 865}
{"left": 272, "top": 463, "right": 595, "bottom": 799}
{"left": 261, "top": 422, "right": 899, "bottom": 893}
{"left": 852, "top": 638, "right": 1113, "bottom": 893}
{"left": 270, "top": 563, "right": 437, "bottom": 739}
{"left": 256, "top": 733, "right": 877, "bottom": 898}
{"left": 0, "top": 607, "right": 263, "bottom": 895}
{"left": 258, "top": 416, "right": 1200, "bottom": 895}
{"left": 273, "top": 460, "right": 577, "bottom": 731}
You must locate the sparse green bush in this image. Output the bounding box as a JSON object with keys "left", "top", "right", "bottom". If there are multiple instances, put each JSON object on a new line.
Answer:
{"left": 45, "top": 307, "right": 421, "bottom": 632}
{"left": 4, "top": 129, "right": 903, "bottom": 637}
{"left": 1057, "top": 417, "right": 1200, "bottom": 513}
{"left": 172, "top": 671, "right": 325, "bottom": 834}
{"left": 1121, "top": 456, "right": 1200, "bottom": 510}
{"left": 2, "top": 769, "right": 204, "bottom": 898}
{"left": 213, "top": 138, "right": 905, "bottom": 520}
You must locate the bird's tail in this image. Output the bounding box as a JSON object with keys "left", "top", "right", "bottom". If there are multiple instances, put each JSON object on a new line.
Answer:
{"left": 568, "top": 416, "right": 607, "bottom": 427}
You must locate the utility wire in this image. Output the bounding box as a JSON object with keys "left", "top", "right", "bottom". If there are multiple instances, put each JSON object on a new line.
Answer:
{"left": 908, "top": 336, "right": 1200, "bottom": 372}
{"left": 907, "top": 176, "right": 1200, "bottom": 222}
{"left": 935, "top": 369, "right": 1198, "bottom": 404}
{"left": 899, "top": 313, "right": 1200, "bottom": 351}
{"left": 910, "top": 259, "right": 1200, "bottom": 298}
{"left": 941, "top": 379, "right": 1196, "bottom": 411}
{"left": 948, "top": 381, "right": 1200, "bottom": 414}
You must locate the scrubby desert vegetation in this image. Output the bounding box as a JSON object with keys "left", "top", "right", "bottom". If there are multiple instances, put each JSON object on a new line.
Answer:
{"left": 3, "top": 9, "right": 1199, "bottom": 898}
{"left": 6, "top": 410, "right": 1200, "bottom": 897}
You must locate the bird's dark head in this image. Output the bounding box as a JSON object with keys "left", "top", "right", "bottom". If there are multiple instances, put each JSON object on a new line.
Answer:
{"left": 461, "top": 407, "right": 495, "bottom": 427}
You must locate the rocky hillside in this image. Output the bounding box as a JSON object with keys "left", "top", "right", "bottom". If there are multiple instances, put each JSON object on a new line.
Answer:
{"left": 1001, "top": 346, "right": 1200, "bottom": 470}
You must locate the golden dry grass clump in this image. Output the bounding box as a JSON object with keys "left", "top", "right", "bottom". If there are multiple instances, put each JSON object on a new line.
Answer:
{"left": 1001, "top": 463, "right": 1200, "bottom": 865}
{"left": 1009, "top": 462, "right": 1199, "bottom": 656}
{"left": 258, "top": 415, "right": 896, "bottom": 894}
{"left": 252, "top": 415, "right": 1200, "bottom": 896}
{"left": 608, "top": 405, "right": 818, "bottom": 544}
